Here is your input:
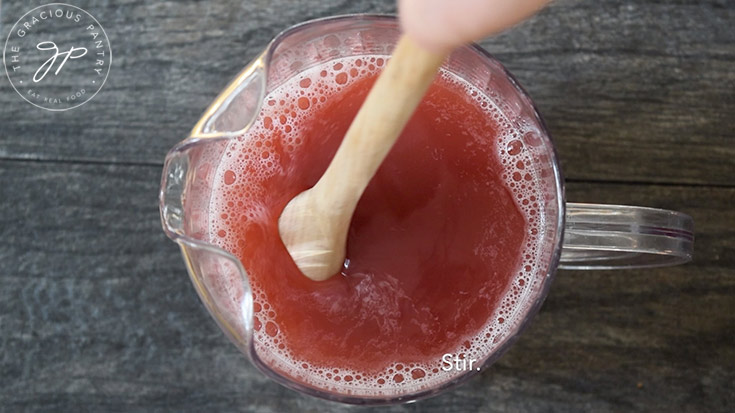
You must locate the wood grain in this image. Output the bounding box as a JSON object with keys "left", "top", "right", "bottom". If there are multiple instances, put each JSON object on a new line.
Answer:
{"left": 1, "top": 162, "right": 732, "bottom": 412}
{"left": 0, "top": 0, "right": 397, "bottom": 166}
{"left": 0, "top": 0, "right": 733, "bottom": 411}
{"left": 1, "top": 0, "right": 733, "bottom": 184}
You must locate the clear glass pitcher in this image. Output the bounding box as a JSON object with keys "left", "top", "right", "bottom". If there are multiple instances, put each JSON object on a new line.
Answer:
{"left": 159, "top": 14, "right": 693, "bottom": 405}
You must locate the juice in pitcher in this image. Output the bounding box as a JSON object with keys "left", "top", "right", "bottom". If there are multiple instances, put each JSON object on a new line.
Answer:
{"left": 207, "top": 55, "right": 547, "bottom": 395}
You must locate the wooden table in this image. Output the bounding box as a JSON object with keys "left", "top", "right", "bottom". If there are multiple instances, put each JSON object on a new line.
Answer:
{"left": 1, "top": 0, "right": 733, "bottom": 411}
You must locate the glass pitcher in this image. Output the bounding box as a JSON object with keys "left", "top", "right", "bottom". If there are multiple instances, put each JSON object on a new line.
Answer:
{"left": 159, "top": 14, "right": 693, "bottom": 405}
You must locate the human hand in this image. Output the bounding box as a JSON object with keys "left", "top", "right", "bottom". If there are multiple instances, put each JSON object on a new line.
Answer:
{"left": 399, "top": 0, "right": 550, "bottom": 53}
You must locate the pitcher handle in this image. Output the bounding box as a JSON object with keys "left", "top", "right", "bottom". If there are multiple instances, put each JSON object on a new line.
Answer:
{"left": 559, "top": 203, "right": 694, "bottom": 269}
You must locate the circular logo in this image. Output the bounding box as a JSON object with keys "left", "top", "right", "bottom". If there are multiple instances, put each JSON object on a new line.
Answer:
{"left": 3, "top": 3, "right": 111, "bottom": 111}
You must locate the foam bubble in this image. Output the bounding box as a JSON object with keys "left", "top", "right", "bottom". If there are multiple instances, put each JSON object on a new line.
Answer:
{"left": 208, "top": 55, "right": 550, "bottom": 396}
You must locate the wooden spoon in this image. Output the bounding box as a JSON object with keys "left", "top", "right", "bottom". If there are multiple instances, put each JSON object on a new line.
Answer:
{"left": 278, "top": 35, "right": 447, "bottom": 281}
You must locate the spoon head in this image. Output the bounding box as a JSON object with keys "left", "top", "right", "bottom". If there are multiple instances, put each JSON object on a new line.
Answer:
{"left": 278, "top": 190, "right": 347, "bottom": 281}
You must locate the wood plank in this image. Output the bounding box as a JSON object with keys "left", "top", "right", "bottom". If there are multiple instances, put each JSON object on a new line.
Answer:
{"left": 0, "top": 0, "right": 398, "bottom": 165}
{"left": 1, "top": 0, "right": 733, "bottom": 185}
{"left": 1, "top": 160, "right": 732, "bottom": 411}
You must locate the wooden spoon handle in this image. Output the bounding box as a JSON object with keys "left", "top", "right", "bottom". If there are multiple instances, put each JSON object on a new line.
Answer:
{"left": 278, "top": 36, "right": 446, "bottom": 281}
{"left": 312, "top": 36, "right": 447, "bottom": 213}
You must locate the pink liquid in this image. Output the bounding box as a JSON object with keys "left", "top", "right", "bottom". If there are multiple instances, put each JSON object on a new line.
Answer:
{"left": 209, "top": 56, "right": 547, "bottom": 395}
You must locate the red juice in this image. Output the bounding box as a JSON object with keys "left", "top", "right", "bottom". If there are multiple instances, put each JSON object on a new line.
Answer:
{"left": 209, "top": 56, "right": 546, "bottom": 394}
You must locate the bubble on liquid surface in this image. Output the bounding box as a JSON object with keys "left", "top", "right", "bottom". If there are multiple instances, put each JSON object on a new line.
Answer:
{"left": 207, "top": 55, "right": 550, "bottom": 397}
